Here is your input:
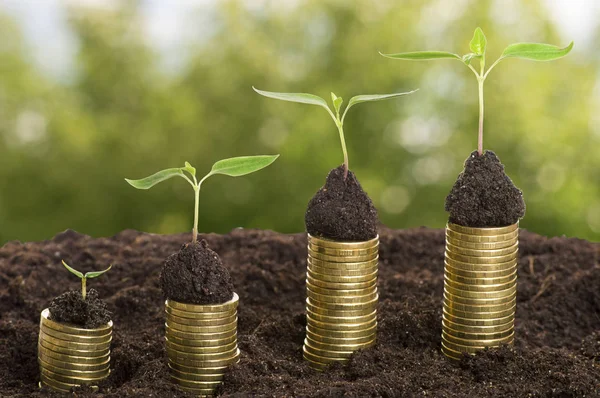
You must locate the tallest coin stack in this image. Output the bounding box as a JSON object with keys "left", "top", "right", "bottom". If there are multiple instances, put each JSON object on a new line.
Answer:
{"left": 441, "top": 222, "right": 519, "bottom": 359}
{"left": 303, "top": 234, "right": 379, "bottom": 370}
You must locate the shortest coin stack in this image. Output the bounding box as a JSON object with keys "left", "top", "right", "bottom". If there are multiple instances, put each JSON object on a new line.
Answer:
{"left": 304, "top": 234, "right": 379, "bottom": 371}
{"left": 165, "top": 293, "right": 240, "bottom": 397}
{"left": 38, "top": 308, "right": 112, "bottom": 393}
{"left": 442, "top": 222, "right": 519, "bottom": 360}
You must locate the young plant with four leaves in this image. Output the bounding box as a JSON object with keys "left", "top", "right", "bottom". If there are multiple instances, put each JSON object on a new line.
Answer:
{"left": 125, "top": 155, "right": 279, "bottom": 244}
{"left": 253, "top": 87, "right": 417, "bottom": 179}
{"left": 380, "top": 27, "right": 573, "bottom": 155}
{"left": 62, "top": 261, "right": 112, "bottom": 300}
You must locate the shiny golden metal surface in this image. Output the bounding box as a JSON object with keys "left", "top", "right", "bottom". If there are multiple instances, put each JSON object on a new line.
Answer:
{"left": 444, "top": 284, "right": 516, "bottom": 299}
{"left": 444, "top": 263, "right": 516, "bottom": 279}
{"left": 307, "top": 288, "right": 378, "bottom": 304}
{"left": 447, "top": 223, "right": 518, "bottom": 235}
{"left": 446, "top": 228, "right": 519, "bottom": 243}
{"left": 307, "top": 269, "right": 378, "bottom": 283}
{"left": 442, "top": 333, "right": 514, "bottom": 351}
{"left": 302, "top": 345, "right": 345, "bottom": 363}
{"left": 166, "top": 338, "right": 237, "bottom": 354}
{"left": 306, "top": 308, "right": 376, "bottom": 324}
{"left": 38, "top": 344, "right": 109, "bottom": 364}
{"left": 306, "top": 328, "right": 375, "bottom": 345}
{"left": 40, "top": 374, "right": 78, "bottom": 392}
{"left": 307, "top": 317, "right": 377, "bottom": 331}
{"left": 166, "top": 305, "right": 236, "bottom": 320}
{"left": 39, "top": 337, "right": 110, "bottom": 358}
{"left": 306, "top": 299, "right": 377, "bottom": 317}
{"left": 445, "top": 269, "right": 517, "bottom": 285}
{"left": 445, "top": 250, "right": 518, "bottom": 265}
{"left": 41, "top": 309, "right": 112, "bottom": 336}
{"left": 168, "top": 349, "right": 240, "bottom": 368}
{"left": 166, "top": 333, "right": 237, "bottom": 348}
{"left": 168, "top": 365, "right": 226, "bottom": 382}
{"left": 308, "top": 256, "right": 379, "bottom": 270}
{"left": 443, "top": 302, "right": 516, "bottom": 320}
{"left": 40, "top": 323, "right": 112, "bottom": 344}
{"left": 38, "top": 352, "right": 110, "bottom": 371}
{"left": 443, "top": 296, "right": 516, "bottom": 313}
{"left": 38, "top": 357, "right": 109, "bottom": 379}
{"left": 166, "top": 319, "right": 237, "bottom": 334}
{"left": 165, "top": 323, "right": 237, "bottom": 340}
{"left": 306, "top": 274, "right": 377, "bottom": 290}
{"left": 166, "top": 312, "right": 237, "bottom": 327}
{"left": 445, "top": 236, "right": 518, "bottom": 250}
{"left": 166, "top": 293, "right": 239, "bottom": 313}
{"left": 308, "top": 234, "right": 379, "bottom": 249}
{"left": 308, "top": 243, "right": 379, "bottom": 257}
{"left": 444, "top": 275, "right": 517, "bottom": 292}
{"left": 443, "top": 288, "right": 516, "bottom": 306}
{"left": 306, "top": 283, "right": 377, "bottom": 297}
{"left": 303, "top": 341, "right": 355, "bottom": 359}
{"left": 305, "top": 336, "right": 376, "bottom": 352}
{"left": 39, "top": 330, "right": 112, "bottom": 351}
{"left": 308, "top": 251, "right": 377, "bottom": 263}
{"left": 40, "top": 365, "right": 108, "bottom": 384}
{"left": 307, "top": 323, "right": 377, "bottom": 339}
{"left": 442, "top": 324, "right": 514, "bottom": 341}
{"left": 444, "top": 258, "right": 517, "bottom": 273}
{"left": 446, "top": 241, "right": 518, "bottom": 257}
{"left": 442, "top": 308, "right": 515, "bottom": 327}
{"left": 308, "top": 261, "right": 378, "bottom": 276}
{"left": 166, "top": 345, "right": 238, "bottom": 361}
{"left": 442, "top": 317, "right": 513, "bottom": 334}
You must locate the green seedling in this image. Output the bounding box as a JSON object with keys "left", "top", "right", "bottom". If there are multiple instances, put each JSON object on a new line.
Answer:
{"left": 62, "top": 261, "right": 111, "bottom": 300}
{"left": 125, "top": 155, "right": 279, "bottom": 244}
{"left": 253, "top": 87, "right": 417, "bottom": 179}
{"left": 381, "top": 27, "right": 573, "bottom": 155}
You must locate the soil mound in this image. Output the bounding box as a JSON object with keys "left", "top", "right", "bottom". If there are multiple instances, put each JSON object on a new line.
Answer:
{"left": 48, "top": 289, "right": 111, "bottom": 329}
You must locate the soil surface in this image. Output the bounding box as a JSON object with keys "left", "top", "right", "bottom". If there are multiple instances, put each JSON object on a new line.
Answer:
{"left": 305, "top": 166, "right": 378, "bottom": 241}
{"left": 160, "top": 240, "right": 234, "bottom": 305}
{"left": 445, "top": 151, "right": 526, "bottom": 227}
{"left": 49, "top": 289, "right": 111, "bottom": 329}
{"left": 0, "top": 227, "right": 599, "bottom": 397}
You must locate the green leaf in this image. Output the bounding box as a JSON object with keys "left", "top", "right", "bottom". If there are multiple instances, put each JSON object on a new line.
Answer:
{"left": 331, "top": 92, "right": 343, "bottom": 114}
{"left": 207, "top": 155, "right": 279, "bottom": 178}
{"left": 379, "top": 51, "right": 461, "bottom": 60}
{"left": 85, "top": 264, "right": 112, "bottom": 279}
{"left": 501, "top": 41, "right": 574, "bottom": 61}
{"left": 253, "top": 87, "right": 330, "bottom": 111}
{"left": 345, "top": 90, "right": 418, "bottom": 112}
{"left": 184, "top": 162, "right": 196, "bottom": 177}
{"left": 470, "top": 27, "right": 487, "bottom": 55}
{"left": 125, "top": 168, "right": 186, "bottom": 190}
{"left": 62, "top": 260, "right": 83, "bottom": 279}
{"left": 462, "top": 53, "right": 478, "bottom": 65}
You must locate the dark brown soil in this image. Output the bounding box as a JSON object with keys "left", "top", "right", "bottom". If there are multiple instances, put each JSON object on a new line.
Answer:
{"left": 305, "top": 166, "right": 379, "bottom": 241}
{"left": 0, "top": 226, "right": 599, "bottom": 397}
{"left": 49, "top": 289, "right": 111, "bottom": 329}
{"left": 445, "top": 151, "right": 526, "bottom": 227}
{"left": 160, "top": 240, "right": 234, "bottom": 305}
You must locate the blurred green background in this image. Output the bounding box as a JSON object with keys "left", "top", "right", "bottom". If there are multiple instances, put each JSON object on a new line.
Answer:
{"left": 1, "top": 0, "right": 599, "bottom": 245}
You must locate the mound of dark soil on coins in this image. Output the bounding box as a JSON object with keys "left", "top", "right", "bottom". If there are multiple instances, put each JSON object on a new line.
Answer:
{"left": 161, "top": 240, "right": 234, "bottom": 305}
{"left": 0, "top": 227, "right": 598, "bottom": 397}
{"left": 445, "top": 151, "right": 526, "bottom": 227}
{"left": 305, "top": 166, "right": 378, "bottom": 241}
{"left": 49, "top": 289, "right": 111, "bottom": 329}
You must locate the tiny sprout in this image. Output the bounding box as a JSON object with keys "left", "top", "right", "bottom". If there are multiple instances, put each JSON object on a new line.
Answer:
{"left": 253, "top": 87, "right": 417, "bottom": 179}
{"left": 381, "top": 27, "right": 573, "bottom": 156}
{"left": 62, "top": 260, "right": 111, "bottom": 300}
{"left": 125, "top": 155, "right": 279, "bottom": 244}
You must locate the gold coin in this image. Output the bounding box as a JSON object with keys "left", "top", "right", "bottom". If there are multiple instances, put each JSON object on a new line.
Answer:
{"left": 40, "top": 374, "right": 79, "bottom": 392}
{"left": 169, "top": 374, "right": 222, "bottom": 389}
{"left": 444, "top": 283, "right": 516, "bottom": 299}
{"left": 38, "top": 338, "right": 110, "bottom": 358}
{"left": 307, "top": 323, "right": 377, "bottom": 339}
{"left": 446, "top": 228, "right": 519, "bottom": 243}
{"left": 167, "top": 345, "right": 237, "bottom": 361}
{"left": 41, "top": 309, "right": 112, "bottom": 337}
{"left": 166, "top": 319, "right": 237, "bottom": 334}
{"left": 38, "top": 357, "right": 109, "bottom": 378}
{"left": 38, "top": 344, "right": 109, "bottom": 365}
{"left": 442, "top": 333, "right": 514, "bottom": 351}
{"left": 302, "top": 345, "right": 347, "bottom": 364}
{"left": 307, "top": 316, "right": 377, "bottom": 331}
{"left": 442, "top": 308, "right": 514, "bottom": 327}
{"left": 305, "top": 335, "right": 376, "bottom": 352}
{"left": 307, "top": 269, "right": 379, "bottom": 283}
{"left": 38, "top": 352, "right": 110, "bottom": 371}
{"left": 164, "top": 333, "right": 237, "bottom": 348}
{"left": 445, "top": 269, "right": 517, "bottom": 285}
{"left": 446, "top": 241, "right": 518, "bottom": 258}
{"left": 308, "top": 248, "right": 377, "bottom": 263}
{"left": 40, "top": 379, "right": 71, "bottom": 393}
{"left": 165, "top": 305, "right": 236, "bottom": 321}
{"left": 443, "top": 302, "right": 516, "bottom": 320}
{"left": 447, "top": 223, "right": 518, "bottom": 236}
{"left": 308, "top": 256, "right": 379, "bottom": 270}
{"left": 303, "top": 340, "right": 355, "bottom": 359}
{"left": 306, "top": 274, "right": 377, "bottom": 290}
{"left": 445, "top": 250, "right": 518, "bottom": 265}
{"left": 168, "top": 364, "right": 225, "bottom": 382}
{"left": 39, "top": 331, "right": 111, "bottom": 352}
{"left": 307, "top": 289, "right": 378, "bottom": 305}
{"left": 308, "top": 242, "right": 379, "bottom": 257}
{"left": 306, "top": 328, "right": 375, "bottom": 345}
{"left": 443, "top": 288, "right": 516, "bottom": 305}
{"left": 444, "top": 275, "right": 517, "bottom": 292}
{"left": 306, "top": 282, "right": 377, "bottom": 297}
{"left": 306, "top": 308, "right": 376, "bottom": 324}
{"left": 168, "top": 348, "right": 240, "bottom": 368}
{"left": 40, "top": 365, "right": 108, "bottom": 384}
{"left": 166, "top": 338, "right": 237, "bottom": 354}
{"left": 178, "top": 385, "right": 221, "bottom": 395}
{"left": 306, "top": 295, "right": 378, "bottom": 311}
{"left": 306, "top": 299, "right": 377, "bottom": 317}
{"left": 166, "top": 312, "right": 237, "bottom": 327}
{"left": 443, "top": 295, "right": 516, "bottom": 313}
{"left": 166, "top": 293, "right": 239, "bottom": 313}
{"left": 308, "top": 234, "right": 379, "bottom": 249}
{"left": 165, "top": 324, "right": 237, "bottom": 341}
{"left": 442, "top": 316, "right": 513, "bottom": 334}
{"left": 40, "top": 323, "right": 112, "bottom": 345}
{"left": 444, "top": 258, "right": 516, "bottom": 274}
{"left": 308, "top": 261, "right": 378, "bottom": 277}
{"left": 445, "top": 236, "right": 517, "bottom": 250}
{"left": 304, "top": 355, "right": 330, "bottom": 371}
{"left": 442, "top": 324, "right": 513, "bottom": 341}
{"left": 169, "top": 357, "right": 240, "bottom": 375}
{"left": 441, "top": 345, "right": 463, "bottom": 361}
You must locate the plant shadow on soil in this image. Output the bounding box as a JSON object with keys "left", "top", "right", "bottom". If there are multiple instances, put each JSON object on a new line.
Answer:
{"left": 0, "top": 227, "right": 599, "bottom": 397}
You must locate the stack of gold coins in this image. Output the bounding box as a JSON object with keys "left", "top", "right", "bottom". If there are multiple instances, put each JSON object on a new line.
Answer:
{"left": 304, "top": 234, "right": 379, "bottom": 371}
{"left": 165, "top": 293, "right": 240, "bottom": 396}
{"left": 442, "top": 222, "right": 519, "bottom": 360}
{"left": 38, "top": 308, "right": 112, "bottom": 392}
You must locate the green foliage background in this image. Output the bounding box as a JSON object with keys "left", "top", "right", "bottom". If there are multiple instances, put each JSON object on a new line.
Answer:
{"left": 1, "top": 0, "right": 599, "bottom": 244}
